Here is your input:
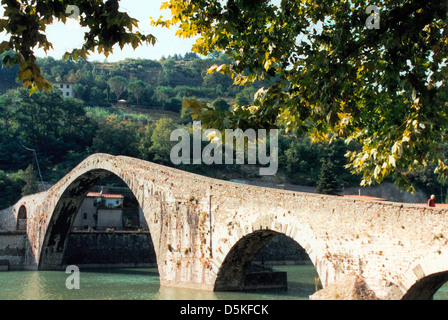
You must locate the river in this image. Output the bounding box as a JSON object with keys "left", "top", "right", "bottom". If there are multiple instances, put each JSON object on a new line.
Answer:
{"left": 0, "top": 265, "right": 319, "bottom": 300}
{"left": 0, "top": 265, "right": 447, "bottom": 300}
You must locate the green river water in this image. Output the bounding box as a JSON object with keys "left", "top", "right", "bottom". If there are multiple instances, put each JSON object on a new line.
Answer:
{"left": 0, "top": 265, "right": 318, "bottom": 300}
{"left": 1, "top": 265, "right": 447, "bottom": 300}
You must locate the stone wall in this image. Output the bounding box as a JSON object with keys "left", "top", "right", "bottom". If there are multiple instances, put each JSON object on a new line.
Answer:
{"left": 0, "top": 229, "right": 306, "bottom": 270}
{"left": 0, "top": 232, "right": 27, "bottom": 269}
{"left": 63, "top": 232, "right": 157, "bottom": 267}
{"left": 63, "top": 232, "right": 303, "bottom": 268}
{"left": 0, "top": 207, "right": 15, "bottom": 231}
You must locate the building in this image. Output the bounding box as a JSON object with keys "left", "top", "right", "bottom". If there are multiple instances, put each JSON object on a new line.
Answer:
{"left": 73, "top": 192, "right": 124, "bottom": 231}
{"left": 53, "top": 82, "right": 74, "bottom": 99}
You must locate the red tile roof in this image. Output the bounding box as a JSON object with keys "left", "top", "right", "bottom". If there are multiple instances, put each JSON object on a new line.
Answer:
{"left": 86, "top": 192, "right": 124, "bottom": 199}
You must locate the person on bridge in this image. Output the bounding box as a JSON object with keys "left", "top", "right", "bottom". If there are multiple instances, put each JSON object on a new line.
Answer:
{"left": 428, "top": 194, "right": 436, "bottom": 207}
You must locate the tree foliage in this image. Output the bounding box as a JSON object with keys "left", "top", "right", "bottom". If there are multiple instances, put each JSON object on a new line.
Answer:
{"left": 0, "top": 0, "right": 156, "bottom": 93}
{"left": 0, "top": 89, "right": 96, "bottom": 173}
{"left": 154, "top": 0, "right": 448, "bottom": 191}
{"left": 20, "top": 164, "right": 39, "bottom": 196}
{"left": 0, "top": 169, "right": 23, "bottom": 209}
{"left": 316, "top": 159, "right": 340, "bottom": 195}
{"left": 108, "top": 76, "right": 128, "bottom": 102}
{"left": 90, "top": 115, "right": 139, "bottom": 157}
{"left": 148, "top": 117, "right": 177, "bottom": 164}
{"left": 128, "top": 80, "right": 147, "bottom": 105}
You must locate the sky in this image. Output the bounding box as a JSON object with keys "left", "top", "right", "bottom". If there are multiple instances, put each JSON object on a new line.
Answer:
{"left": 0, "top": 0, "right": 198, "bottom": 62}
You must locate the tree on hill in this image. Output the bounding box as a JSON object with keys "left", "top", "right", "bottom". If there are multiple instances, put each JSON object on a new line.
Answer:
{"left": 0, "top": 88, "right": 97, "bottom": 175}
{"left": 149, "top": 118, "right": 177, "bottom": 164}
{"left": 108, "top": 76, "right": 128, "bottom": 102}
{"left": 212, "top": 97, "right": 231, "bottom": 112}
{"left": 21, "top": 165, "right": 40, "bottom": 197}
{"left": 90, "top": 116, "right": 139, "bottom": 157}
{"left": 184, "top": 52, "right": 200, "bottom": 61}
{"left": 0, "top": 170, "right": 23, "bottom": 210}
{"left": 128, "top": 80, "right": 147, "bottom": 105}
{"left": 316, "top": 159, "right": 340, "bottom": 196}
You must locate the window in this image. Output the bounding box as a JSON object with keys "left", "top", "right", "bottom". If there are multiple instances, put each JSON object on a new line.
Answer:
{"left": 67, "top": 85, "right": 70, "bottom": 88}
{"left": 60, "top": 84, "right": 63, "bottom": 88}
{"left": 83, "top": 212, "right": 88, "bottom": 219}
{"left": 66, "top": 92, "right": 70, "bottom": 96}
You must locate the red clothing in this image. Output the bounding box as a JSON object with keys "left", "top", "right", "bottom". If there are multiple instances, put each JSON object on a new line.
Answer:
{"left": 428, "top": 199, "right": 435, "bottom": 207}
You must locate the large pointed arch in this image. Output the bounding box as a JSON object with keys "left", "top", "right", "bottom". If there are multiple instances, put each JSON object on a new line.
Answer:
{"left": 37, "top": 163, "right": 161, "bottom": 271}
{"left": 39, "top": 169, "right": 111, "bottom": 269}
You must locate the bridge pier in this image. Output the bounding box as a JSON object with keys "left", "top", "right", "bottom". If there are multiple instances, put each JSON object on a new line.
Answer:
{"left": 310, "top": 274, "right": 379, "bottom": 300}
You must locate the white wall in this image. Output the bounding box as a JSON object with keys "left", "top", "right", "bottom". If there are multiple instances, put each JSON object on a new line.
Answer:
{"left": 97, "top": 209, "right": 123, "bottom": 229}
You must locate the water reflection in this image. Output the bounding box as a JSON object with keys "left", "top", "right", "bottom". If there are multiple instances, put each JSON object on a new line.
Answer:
{"left": 156, "top": 286, "right": 219, "bottom": 300}
{"left": 22, "top": 271, "right": 46, "bottom": 300}
{"left": 16, "top": 271, "right": 68, "bottom": 300}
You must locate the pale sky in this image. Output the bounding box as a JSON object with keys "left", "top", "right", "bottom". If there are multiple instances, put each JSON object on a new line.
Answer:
{"left": 0, "top": 0, "right": 198, "bottom": 62}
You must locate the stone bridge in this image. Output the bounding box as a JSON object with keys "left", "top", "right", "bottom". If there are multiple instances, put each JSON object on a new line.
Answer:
{"left": 2, "top": 154, "right": 448, "bottom": 300}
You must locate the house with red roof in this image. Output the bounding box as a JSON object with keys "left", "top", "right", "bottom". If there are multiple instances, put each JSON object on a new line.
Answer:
{"left": 73, "top": 192, "right": 124, "bottom": 231}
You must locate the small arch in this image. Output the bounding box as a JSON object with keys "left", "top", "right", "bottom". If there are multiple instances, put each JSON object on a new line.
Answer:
{"left": 400, "top": 252, "right": 448, "bottom": 300}
{"left": 215, "top": 230, "right": 278, "bottom": 291}
{"left": 402, "top": 271, "right": 448, "bottom": 300}
{"left": 214, "top": 229, "right": 320, "bottom": 293}
{"left": 16, "top": 205, "right": 27, "bottom": 231}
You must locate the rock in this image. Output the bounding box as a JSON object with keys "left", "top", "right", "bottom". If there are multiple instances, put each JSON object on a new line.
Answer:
{"left": 310, "top": 274, "right": 379, "bottom": 300}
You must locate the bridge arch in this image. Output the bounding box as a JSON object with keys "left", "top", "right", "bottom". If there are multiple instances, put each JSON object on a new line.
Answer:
{"left": 402, "top": 271, "right": 448, "bottom": 300}
{"left": 211, "top": 208, "right": 330, "bottom": 292}
{"left": 213, "top": 229, "right": 322, "bottom": 292}
{"left": 37, "top": 164, "right": 160, "bottom": 270}
{"left": 401, "top": 251, "right": 448, "bottom": 300}
{"left": 214, "top": 230, "right": 279, "bottom": 291}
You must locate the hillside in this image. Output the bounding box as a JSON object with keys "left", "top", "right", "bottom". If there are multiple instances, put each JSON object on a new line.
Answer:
{"left": 0, "top": 64, "right": 19, "bottom": 95}
{"left": 0, "top": 54, "right": 444, "bottom": 209}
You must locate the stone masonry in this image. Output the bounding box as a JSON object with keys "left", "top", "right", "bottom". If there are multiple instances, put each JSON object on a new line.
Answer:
{"left": 1, "top": 154, "right": 448, "bottom": 299}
